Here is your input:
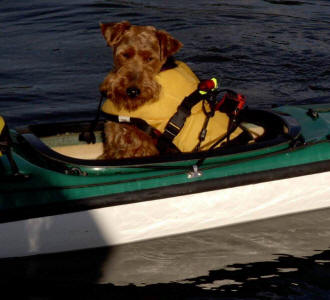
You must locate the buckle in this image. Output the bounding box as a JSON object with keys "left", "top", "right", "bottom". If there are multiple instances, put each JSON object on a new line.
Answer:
{"left": 163, "top": 122, "right": 181, "bottom": 141}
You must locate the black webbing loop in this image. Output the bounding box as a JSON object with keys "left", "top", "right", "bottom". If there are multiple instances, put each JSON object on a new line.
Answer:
{"left": 193, "top": 100, "right": 215, "bottom": 152}
{"left": 193, "top": 116, "right": 240, "bottom": 169}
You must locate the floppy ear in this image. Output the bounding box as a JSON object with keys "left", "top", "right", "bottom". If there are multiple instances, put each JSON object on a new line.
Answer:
{"left": 156, "top": 30, "right": 183, "bottom": 60}
{"left": 99, "top": 21, "right": 131, "bottom": 47}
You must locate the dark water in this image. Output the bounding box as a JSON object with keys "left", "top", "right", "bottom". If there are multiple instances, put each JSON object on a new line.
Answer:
{"left": 1, "top": 0, "right": 330, "bottom": 127}
{"left": 1, "top": 0, "right": 330, "bottom": 298}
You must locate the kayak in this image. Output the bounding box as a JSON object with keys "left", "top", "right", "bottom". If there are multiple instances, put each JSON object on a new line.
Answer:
{"left": 0, "top": 102, "right": 330, "bottom": 259}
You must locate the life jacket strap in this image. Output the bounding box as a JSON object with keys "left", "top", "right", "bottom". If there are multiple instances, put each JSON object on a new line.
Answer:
{"left": 162, "top": 90, "right": 204, "bottom": 142}
{"left": 162, "top": 80, "right": 246, "bottom": 149}
{"left": 102, "top": 112, "right": 180, "bottom": 154}
{"left": 103, "top": 112, "right": 160, "bottom": 139}
{"left": 96, "top": 78, "right": 246, "bottom": 154}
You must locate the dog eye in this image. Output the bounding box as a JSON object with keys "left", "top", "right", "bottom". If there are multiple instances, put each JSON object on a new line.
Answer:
{"left": 122, "top": 53, "right": 131, "bottom": 59}
{"left": 146, "top": 56, "right": 154, "bottom": 63}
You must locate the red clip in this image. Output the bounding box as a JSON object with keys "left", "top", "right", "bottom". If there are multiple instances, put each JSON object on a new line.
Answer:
{"left": 198, "top": 79, "right": 216, "bottom": 92}
{"left": 215, "top": 92, "right": 246, "bottom": 114}
{"left": 236, "top": 94, "right": 246, "bottom": 110}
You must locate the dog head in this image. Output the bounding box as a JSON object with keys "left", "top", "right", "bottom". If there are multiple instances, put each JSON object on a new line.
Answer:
{"left": 100, "top": 21, "right": 183, "bottom": 111}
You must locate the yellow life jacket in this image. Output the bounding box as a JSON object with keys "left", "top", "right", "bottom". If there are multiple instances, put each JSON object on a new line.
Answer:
{"left": 0, "top": 116, "right": 5, "bottom": 156}
{"left": 102, "top": 61, "right": 242, "bottom": 152}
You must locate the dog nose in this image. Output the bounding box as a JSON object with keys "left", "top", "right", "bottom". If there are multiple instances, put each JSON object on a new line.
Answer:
{"left": 126, "top": 87, "right": 140, "bottom": 98}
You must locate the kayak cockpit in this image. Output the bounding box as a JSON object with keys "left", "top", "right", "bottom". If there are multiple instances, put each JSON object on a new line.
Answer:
{"left": 12, "top": 108, "right": 301, "bottom": 174}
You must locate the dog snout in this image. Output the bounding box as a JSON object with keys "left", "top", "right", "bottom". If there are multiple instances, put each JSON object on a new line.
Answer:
{"left": 126, "top": 87, "right": 141, "bottom": 98}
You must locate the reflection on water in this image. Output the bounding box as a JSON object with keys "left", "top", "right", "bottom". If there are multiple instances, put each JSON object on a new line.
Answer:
{"left": 1, "top": 207, "right": 330, "bottom": 298}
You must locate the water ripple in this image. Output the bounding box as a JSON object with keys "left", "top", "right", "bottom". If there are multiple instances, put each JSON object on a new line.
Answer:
{"left": 0, "top": 0, "right": 329, "bottom": 124}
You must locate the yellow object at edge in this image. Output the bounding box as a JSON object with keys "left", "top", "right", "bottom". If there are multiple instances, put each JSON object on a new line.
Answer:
{"left": 0, "top": 116, "right": 5, "bottom": 156}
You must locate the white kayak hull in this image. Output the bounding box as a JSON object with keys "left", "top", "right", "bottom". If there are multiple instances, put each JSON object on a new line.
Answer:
{"left": 1, "top": 171, "right": 329, "bottom": 259}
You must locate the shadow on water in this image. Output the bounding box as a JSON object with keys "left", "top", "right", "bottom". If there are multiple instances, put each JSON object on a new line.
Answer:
{"left": 1, "top": 207, "right": 330, "bottom": 299}
{"left": 0, "top": 166, "right": 112, "bottom": 287}
{"left": 97, "top": 251, "right": 330, "bottom": 299}
{"left": 2, "top": 249, "right": 330, "bottom": 299}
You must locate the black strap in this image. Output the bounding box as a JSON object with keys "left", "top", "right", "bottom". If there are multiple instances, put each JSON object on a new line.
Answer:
{"left": 79, "top": 94, "right": 105, "bottom": 144}
{"left": 193, "top": 100, "right": 215, "bottom": 152}
{"left": 194, "top": 118, "right": 247, "bottom": 169}
{"left": 102, "top": 112, "right": 180, "bottom": 154}
{"left": 162, "top": 90, "right": 204, "bottom": 142}
{"left": 103, "top": 112, "right": 160, "bottom": 139}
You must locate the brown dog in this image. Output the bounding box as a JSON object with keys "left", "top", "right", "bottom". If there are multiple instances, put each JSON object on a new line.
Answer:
{"left": 98, "top": 21, "right": 183, "bottom": 159}
{"left": 98, "top": 121, "right": 159, "bottom": 159}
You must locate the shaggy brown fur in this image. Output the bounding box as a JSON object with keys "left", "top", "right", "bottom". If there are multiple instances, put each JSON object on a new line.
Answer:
{"left": 99, "top": 21, "right": 182, "bottom": 159}
{"left": 98, "top": 122, "right": 159, "bottom": 159}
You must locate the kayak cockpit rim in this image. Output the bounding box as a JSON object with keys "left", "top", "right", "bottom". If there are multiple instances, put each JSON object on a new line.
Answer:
{"left": 13, "top": 109, "right": 302, "bottom": 173}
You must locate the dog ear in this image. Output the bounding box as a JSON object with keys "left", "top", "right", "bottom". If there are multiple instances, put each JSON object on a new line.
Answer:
{"left": 156, "top": 30, "right": 183, "bottom": 60}
{"left": 100, "top": 21, "right": 131, "bottom": 47}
